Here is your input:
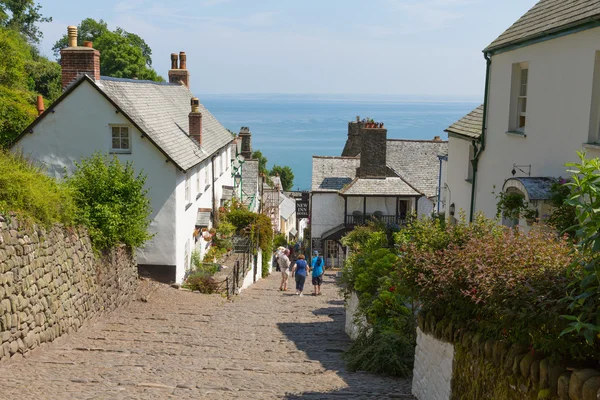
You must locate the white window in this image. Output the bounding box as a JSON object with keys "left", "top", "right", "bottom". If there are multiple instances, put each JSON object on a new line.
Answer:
{"left": 185, "top": 172, "right": 191, "bottom": 204}
{"left": 196, "top": 166, "right": 201, "bottom": 197}
{"left": 509, "top": 63, "right": 529, "bottom": 133}
{"left": 205, "top": 163, "right": 210, "bottom": 188}
{"left": 111, "top": 126, "right": 131, "bottom": 152}
{"left": 467, "top": 145, "right": 474, "bottom": 182}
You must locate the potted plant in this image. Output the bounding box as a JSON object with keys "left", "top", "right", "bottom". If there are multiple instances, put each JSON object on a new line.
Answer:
{"left": 523, "top": 208, "right": 539, "bottom": 226}
{"left": 496, "top": 192, "right": 527, "bottom": 221}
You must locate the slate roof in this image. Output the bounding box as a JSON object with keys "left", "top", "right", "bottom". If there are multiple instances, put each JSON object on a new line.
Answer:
{"left": 311, "top": 156, "right": 360, "bottom": 192}
{"left": 386, "top": 140, "right": 448, "bottom": 198}
{"left": 241, "top": 159, "right": 259, "bottom": 203}
{"left": 279, "top": 193, "right": 296, "bottom": 220}
{"left": 96, "top": 76, "right": 232, "bottom": 171}
{"left": 503, "top": 177, "right": 557, "bottom": 200}
{"left": 485, "top": 0, "right": 600, "bottom": 53}
{"left": 445, "top": 105, "right": 484, "bottom": 139}
{"left": 339, "top": 177, "right": 421, "bottom": 196}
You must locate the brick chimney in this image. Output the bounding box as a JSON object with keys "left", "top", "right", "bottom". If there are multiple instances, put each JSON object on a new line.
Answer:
{"left": 168, "top": 51, "right": 190, "bottom": 88}
{"left": 357, "top": 122, "right": 388, "bottom": 178}
{"left": 189, "top": 97, "right": 202, "bottom": 145}
{"left": 36, "top": 95, "right": 44, "bottom": 116}
{"left": 239, "top": 127, "right": 252, "bottom": 159}
{"left": 60, "top": 26, "right": 100, "bottom": 90}
{"left": 342, "top": 116, "right": 364, "bottom": 157}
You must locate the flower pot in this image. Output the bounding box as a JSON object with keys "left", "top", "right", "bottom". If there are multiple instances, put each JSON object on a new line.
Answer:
{"left": 526, "top": 218, "right": 535, "bottom": 226}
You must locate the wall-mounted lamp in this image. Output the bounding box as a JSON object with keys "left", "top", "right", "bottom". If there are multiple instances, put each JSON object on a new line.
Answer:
{"left": 234, "top": 172, "right": 242, "bottom": 188}
{"left": 449, "top": 203, "right": 456, "bottom": 216}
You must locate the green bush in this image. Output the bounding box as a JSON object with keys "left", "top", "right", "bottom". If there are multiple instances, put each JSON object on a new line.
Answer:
{"left": 273, "top": 233, "right": 287, "bottom": 248}
{"left": 66, "top": 152, "right": 152, "bottom": 250}
{"left": 398, "top": 216, "right": 585, "bottom": 360}
{"left": 340, "top": 222, "right": 416, "bottom": 377}
{"left": 183, "top": 271, "right": 220, "bottom": 293}
{"left": 0, "top": 150, "right": 76, "bottom": 225}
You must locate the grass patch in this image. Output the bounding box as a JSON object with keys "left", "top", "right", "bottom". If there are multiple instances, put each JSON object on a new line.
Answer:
{"left": 0, "top": 150, "right": 76, "bottom": 226}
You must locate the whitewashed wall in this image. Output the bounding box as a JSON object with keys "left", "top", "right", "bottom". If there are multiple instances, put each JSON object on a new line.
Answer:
{"left": 444, "top": 137, "right": 473, "bottom": 219}
{"left": 176, "top": 148, "right": 234, "bottom": 283}
{"left": 417, "top": 197, "right": 434, "bottom": 219}
{"left": 311, "top": 193, "right": 344, "bottom": 238}
{"left": 475, "top": 26, "right": 600, "bottom": 219}
{"left": 345, "top": 292, "right": 367, "bottom": 340}
{"left": 412, "top": 328, "right": 454, "bottom": 400}
{"left": 13, "top": 80, "right": 178, "bottom": 267}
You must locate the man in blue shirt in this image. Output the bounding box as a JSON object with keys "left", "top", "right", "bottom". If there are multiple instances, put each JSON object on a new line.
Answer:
{"left": 311, "top": 251, "right": 324, "bottom": 296}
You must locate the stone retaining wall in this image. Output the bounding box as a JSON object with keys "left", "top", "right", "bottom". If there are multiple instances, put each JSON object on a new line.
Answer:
{"left": 0, "top": 214, "right": 138, "bottom": 361}
{"left": 413, "top": 313, "right": 600, "bottom": 400}
{"left": 345, "top": 291, "right": 369, "bottom": 340}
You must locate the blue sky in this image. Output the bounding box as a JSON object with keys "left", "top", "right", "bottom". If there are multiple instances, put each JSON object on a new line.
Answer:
{"left": 38, "top": 0, "right": 538, "bottom": 98}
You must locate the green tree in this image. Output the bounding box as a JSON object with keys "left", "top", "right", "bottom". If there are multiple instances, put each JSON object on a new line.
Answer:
{"left": 252, "top": 150, "right": 268, "bottom": 176}
{"left": 0, "top": 27, "right": 35, "bottom": 147}
{"left": 0, "top": 0, "right": 51, "bottom": 43}
{"left": 52, "top": 19, "right": 162, "bottom": 81}
{"left": 270, "top": 164, "right": 294, "bottom": 191}
{"left": 25, "top": 55, "right": 61, "bottom": 103}
{"left": 66, "top": 153, "right": 153, "bottom": 250}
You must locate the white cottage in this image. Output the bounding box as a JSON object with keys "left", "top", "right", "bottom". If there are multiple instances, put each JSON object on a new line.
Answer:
{"left": 11, "top": 26, "right": 236, "bottom": 283}
{"left": 311, "top": 120, "right": 447, "bottom": 267}
{"left": 448, "top": 0, "right": 600, "bottom": 225}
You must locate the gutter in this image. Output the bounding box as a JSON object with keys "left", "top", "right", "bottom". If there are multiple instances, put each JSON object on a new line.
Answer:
{"left": 469, "top": 52, "right": 491, "bottom": 222}
{"left": 486, "top": 17, "right": 600, "bottom": 56}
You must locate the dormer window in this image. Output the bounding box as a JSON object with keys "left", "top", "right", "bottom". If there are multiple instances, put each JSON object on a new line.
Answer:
{"left": 111, "top": 126, "right": 131, "bottom": 153}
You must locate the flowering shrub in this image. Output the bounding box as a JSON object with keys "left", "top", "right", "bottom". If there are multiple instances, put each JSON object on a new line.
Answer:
{"left": 398, "top": 217, "right": 590, "bottom": 359}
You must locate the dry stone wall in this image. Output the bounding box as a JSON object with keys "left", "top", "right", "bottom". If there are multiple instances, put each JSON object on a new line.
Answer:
{"left": 413, "top": 313, "right": 600, "bottom": 400}
{"left": 0, "top": 214, "right": 138, "bottom": 361}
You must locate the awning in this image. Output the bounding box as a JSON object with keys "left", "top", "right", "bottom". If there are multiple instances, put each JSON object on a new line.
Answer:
{"left": 502, "top": 177, "right": 556, "bottom": 201}
{"left": 196, "top": 208, "right": 212, "bottom": 227}
{"left": 321, "top": 224, "right": 349, "bottom": 242}
{"left": 221, "top": 185, "right": 234, "bottom": 201}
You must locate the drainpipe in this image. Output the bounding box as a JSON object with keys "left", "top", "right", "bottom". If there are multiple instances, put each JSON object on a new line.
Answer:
{"left": 469, "top": 52, "right": 492, "bottom": 222}
{"left": 437, "top": 155, "right": 443, "bottom": 214}
{"left": 211, "top": 155, "right": 217, "bottom": 227}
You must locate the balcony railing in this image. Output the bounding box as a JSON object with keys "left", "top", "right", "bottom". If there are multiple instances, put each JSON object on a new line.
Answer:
{"left": 345, "top": 214, "right": 408, "bottom": 226}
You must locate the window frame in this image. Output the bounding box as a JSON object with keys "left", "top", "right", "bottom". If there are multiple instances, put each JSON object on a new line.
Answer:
{"left": 185, "top": 172, "right": 191, "bottom": 205}
{"left": 509, "top": 62, "right": 529, "bottom": 134}
{"left": 110, "top": 125, "right": 132, "bottom": 153}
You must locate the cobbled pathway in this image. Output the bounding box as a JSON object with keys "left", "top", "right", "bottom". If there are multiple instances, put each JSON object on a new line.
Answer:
{"left": 0, "top": 272, "right": 413, "bottom": 399}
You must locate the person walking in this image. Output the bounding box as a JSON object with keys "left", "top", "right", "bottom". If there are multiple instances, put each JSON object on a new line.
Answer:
{"left": 311, "top": 251, "right": 324, "bottom": 296}
{"left": 291, "top": 254, "right": 309, "bottom": 296}
{"left": 279, "top": 249, "right": 291, "bottom": 291}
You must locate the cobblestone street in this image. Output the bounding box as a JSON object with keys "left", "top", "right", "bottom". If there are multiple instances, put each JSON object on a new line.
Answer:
{"left": 0, "top": 272, "right": 413, "bottom": 399}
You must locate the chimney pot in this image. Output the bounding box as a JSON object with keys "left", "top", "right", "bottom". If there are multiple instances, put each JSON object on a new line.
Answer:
{"left": 179, "top": 51, "right": 187, "bottom": 69}
{"left": 67, "top": 26, "right": 77, "bottom": 47}
{"left": 191, "top": 97, "right": 200, "bottom": 113}
{"left": 168, "top": 51, "right": 190, "bottom": 88}
{"left": 83, "top": 41, "right": 93, "bottom": 48}
{"left": 433, "top": 135, "right": 441, "bottom": 142}
{"left": 36, "top": 95, "right": 44, "bottom": 116}
{"left": 60, "top": 25, "right": 100, "bottom": 90}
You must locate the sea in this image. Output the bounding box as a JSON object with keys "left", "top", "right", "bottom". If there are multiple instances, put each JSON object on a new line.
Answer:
{"left": 200, "top": 94, "right": 481, "bottom": 191}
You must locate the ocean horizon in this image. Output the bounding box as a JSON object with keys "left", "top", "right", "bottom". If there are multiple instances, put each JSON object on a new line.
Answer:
{"left": 200, "top": 94, "right": 481, "bottom": 191}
